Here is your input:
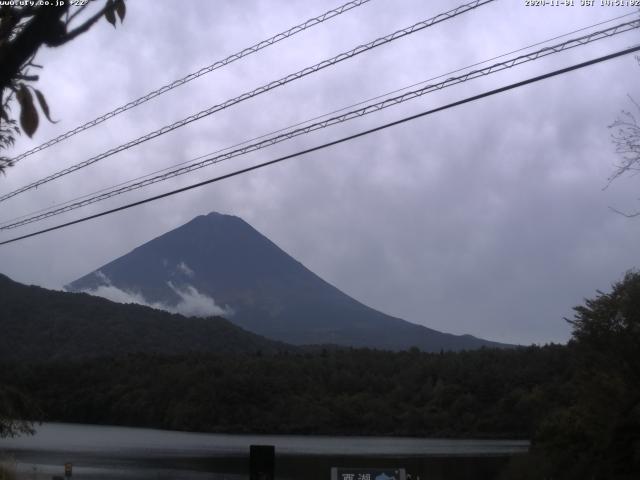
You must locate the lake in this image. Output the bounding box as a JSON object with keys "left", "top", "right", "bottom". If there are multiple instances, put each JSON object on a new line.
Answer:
{"left": 0, "top": 423, "right": 529, "bottom": 479}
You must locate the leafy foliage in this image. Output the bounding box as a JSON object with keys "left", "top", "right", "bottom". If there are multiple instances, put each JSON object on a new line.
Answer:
{"left": 0, "top": 274, "right": 286, "bottom": 362}
{"left": 534, "top": 271, "right": 640, "bottom": 479}
{"left": 0, "top": 271, "right": 282, "bottom": 440}
{"left": 0, "top": 271, "right": 572, "bottom": 440}
{"left": 14, "top": 83, "right": 38, "bottom": 137}
{"left": 0, "top": 385, "right": 39, "bottom": 438}
{"left": 0, "top": 1, "right": 126, "bottom": 174}
{"left": 2, "top": 271, "right": 640, "bottom": 479}
{"left": 0, "top": 345, "right": 571, "bottom": 438}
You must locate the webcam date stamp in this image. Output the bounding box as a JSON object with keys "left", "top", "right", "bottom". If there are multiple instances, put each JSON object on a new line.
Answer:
{"left": 525, "top": 0, "right": 640, "bottom": 6}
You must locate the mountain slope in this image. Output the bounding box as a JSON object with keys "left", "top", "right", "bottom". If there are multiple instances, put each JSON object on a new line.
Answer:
{"left": 67, "top": 212, "right": 510, "bottom": 351}
{"left": 0, "top": 273, "right": 285, "bottom": 362}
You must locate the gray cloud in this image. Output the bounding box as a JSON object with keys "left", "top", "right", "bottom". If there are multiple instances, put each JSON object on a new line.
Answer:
{"left": 78, "top": 272, "right": 233, "bottom": 319}
{"left": 176, "top": 261, "right": 195, "bottom": 278}
{"left": 167, "top": 281, "right": 234, "bottom": 319}
{"left": 1, "top": 0, "right": 639, "bottom": 344}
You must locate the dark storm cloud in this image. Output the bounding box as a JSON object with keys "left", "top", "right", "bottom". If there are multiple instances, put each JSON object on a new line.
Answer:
{"left": 0, "top": 0, "right": 639, "bottom": 344}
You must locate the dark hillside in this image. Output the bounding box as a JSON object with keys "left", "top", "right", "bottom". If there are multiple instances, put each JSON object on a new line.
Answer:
{"left": 0, "top": 273, "right": 286, "bottom": 362}
{"left": 0, "top": 345, "right": 571, "bottom": 437}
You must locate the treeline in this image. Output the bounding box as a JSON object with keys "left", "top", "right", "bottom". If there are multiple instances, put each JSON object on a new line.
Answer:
{"left": 2, "top": 271, "right": 639, "bottom": 479}
{"left": 0, "top": 345, "right": 571, "bottom": 438}
{"left": 0, "top": 273, "right": 285, "bottom": 362}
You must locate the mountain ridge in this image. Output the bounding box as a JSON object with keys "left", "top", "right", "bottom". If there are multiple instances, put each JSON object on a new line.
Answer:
{"left": 0, "top": 272, "right": 286, "bottom": 362}
{"left": 67, "top": 212, "right": 512, "bottom": 351}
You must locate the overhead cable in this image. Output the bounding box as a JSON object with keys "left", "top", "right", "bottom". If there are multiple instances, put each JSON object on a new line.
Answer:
{"left": 0, "top": 0, "right": 495, "bottom": 204}
{"left": 6, "top": 0, "right": 373, "bottom": 165}
{"left": 2, "top": 18, "right": 638, "bottom": 230}
{"left": 1, "top": 43, "right": 638, "bottom": 246}
{"left": 5, "top": 8, "right": 630, "bottom": 230}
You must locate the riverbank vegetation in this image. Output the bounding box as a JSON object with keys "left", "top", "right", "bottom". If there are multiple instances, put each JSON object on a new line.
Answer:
{"left": 1, "top": 271, "right": 639, "bottom": 479}
{"left": 0, "top": 344, "right": 571, "bottom": 438}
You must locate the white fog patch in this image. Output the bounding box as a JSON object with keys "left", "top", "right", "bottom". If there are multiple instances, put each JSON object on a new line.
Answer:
{"left": 176, "top": 261, "right": 195, "bottom": 278}
{"left": 87, "top": 284, "right": 166, "bottom": 310}
{"left": 80, "top": 273, "right": 233, "bottom": 319}
{"left": 167, "top": 281, "right": 233, "bottom": 318}
{"left": 94, "top": 270, "right": 110, "bottom": 285}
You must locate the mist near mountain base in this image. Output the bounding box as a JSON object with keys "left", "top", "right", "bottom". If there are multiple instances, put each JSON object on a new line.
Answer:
{"left": 77, "top": 271, "right": 233, "bottom": 319}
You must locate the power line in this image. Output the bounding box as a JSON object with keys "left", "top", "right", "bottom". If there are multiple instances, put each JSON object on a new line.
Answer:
{"left": 4, "top": 9, "right": 631, "bottom": 230}
{"left": 3, "top": 18, "right": 638, "bottom": 231}
{"left": 31, "top": 1, "right": 629, "bottom": 230}
{"left": 328, "top": 11, "right": 639, "bottom": 119}
{"left": 0, "top": 0, "right": 495, "bottom": 204}
{"left": 6, "top": 0, "right": 373, "bottom": 165}
{"left": 4, "top": 18, "right": 638, "bottom": 229}
{"left": 1, "top": 43, "right": 638, "bottom": 247}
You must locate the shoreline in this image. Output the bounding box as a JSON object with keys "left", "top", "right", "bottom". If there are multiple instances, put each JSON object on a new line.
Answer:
{"left": 0, "top": 423, "right": 529, "bottom": 479}
{"left": 3, "top": 449, "right": 527, "bottom": 480}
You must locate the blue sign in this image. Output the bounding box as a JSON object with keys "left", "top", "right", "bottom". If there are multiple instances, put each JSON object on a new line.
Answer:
{"left": 331, "top": 468, "right": 406, "bottom": 480}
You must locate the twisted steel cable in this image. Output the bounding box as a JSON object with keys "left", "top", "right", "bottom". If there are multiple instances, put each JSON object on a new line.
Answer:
{"left": 2, "top": 44, "right": 639, "bottom": 246}
{"left": 7, "top": 0, "right": 373, "bottom": 165}
{"left": 0, "top": 0, "right": 496, "bottom": 204}
{"left": 3, "top": 17, "right": 638, "bottom": 231}
{"left": 5, "top": 9, "right": 631, "bottom": 230}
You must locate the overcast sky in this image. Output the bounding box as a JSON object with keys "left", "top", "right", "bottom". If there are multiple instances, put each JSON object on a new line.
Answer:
{"left": 1, "top": 0, "right": 639, "bottom": 345}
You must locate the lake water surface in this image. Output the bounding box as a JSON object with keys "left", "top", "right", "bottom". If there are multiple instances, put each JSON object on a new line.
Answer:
{"left": 0, "top": 423, "right": 529, "bottom": 479}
